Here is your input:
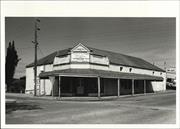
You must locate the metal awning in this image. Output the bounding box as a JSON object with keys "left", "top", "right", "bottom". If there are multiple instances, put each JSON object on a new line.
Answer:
{"left": 39, "top": 69, "right": 163, "bottom": 81}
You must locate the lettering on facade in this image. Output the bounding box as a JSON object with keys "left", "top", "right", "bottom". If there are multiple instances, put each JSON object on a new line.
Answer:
{"left": 90, "top": 55, "right": 109, "bottom": 65}
{"left": 71, "top": 52, "right": 89, "bottom": 62}
{"left": 54, "top": 55, "right": 70, "bottom": 65}
{"left": 71, "top": 44, "right": 90, "bottom": 62}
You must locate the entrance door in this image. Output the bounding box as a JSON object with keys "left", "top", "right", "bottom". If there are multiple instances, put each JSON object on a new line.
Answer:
{"left": 77, "top": 85, "right": 84, "bottom": 95}
{"left": 76, "top": 78, "right": 84, "bottom": 96}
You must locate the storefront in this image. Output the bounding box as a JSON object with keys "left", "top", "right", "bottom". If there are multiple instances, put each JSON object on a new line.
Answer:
{"left": 26, "top": 43, "right": 166, "bottom": 98}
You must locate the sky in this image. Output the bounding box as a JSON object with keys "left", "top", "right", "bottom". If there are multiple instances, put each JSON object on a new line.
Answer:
{"left": 5, "top": 17, "right": 176, "bottom": 78}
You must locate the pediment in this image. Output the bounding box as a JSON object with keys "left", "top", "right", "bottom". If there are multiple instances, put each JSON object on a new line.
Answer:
{"left": 71, "top": 43, "right": 90, "bottom": 52}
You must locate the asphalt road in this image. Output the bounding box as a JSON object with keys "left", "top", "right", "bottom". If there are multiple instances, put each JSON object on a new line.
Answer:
{"left": 6, "top": 90, "right": 176, "bottom": 124}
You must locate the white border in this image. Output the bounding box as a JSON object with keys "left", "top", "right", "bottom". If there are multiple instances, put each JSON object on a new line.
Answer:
{"left": 1, "top": 1, "right": 180, "bottom": 129}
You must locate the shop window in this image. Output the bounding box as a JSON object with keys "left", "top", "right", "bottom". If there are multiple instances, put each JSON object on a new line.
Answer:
{"left": 125, "top": 85, "right": 129, "bottom": 89}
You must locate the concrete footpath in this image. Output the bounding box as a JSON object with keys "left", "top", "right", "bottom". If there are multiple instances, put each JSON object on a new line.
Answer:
{"left": 5, "top": 89, "right": 175, "bottom": 101}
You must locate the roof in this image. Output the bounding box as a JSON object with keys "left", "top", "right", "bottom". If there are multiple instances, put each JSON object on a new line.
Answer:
{"left": 26, "top": 44, "right": 165, "bottom": 72}
{"left": 39, "top": 69, "right": 163, "bottom": 81}
{"left": 87, "top": 47, "right": 164, "bottom": 72}
{"left": 26, "top": 48, "right": 70, "bottom": 67}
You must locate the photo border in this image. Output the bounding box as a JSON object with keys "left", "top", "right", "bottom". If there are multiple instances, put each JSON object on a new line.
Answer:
{"left": 1, "top": 1, "right": 179, "bottom": 128}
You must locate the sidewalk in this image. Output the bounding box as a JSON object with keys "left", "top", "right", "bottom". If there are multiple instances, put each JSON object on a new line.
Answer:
{"left": 5, "top": 89, "right": 175, "bottom": 102}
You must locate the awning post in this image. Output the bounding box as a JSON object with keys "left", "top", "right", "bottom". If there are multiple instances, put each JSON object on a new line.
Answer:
{"left": 43, "top": 79, "right": 46, "bottom": 96}
{"left": 49, "top": 76, "right": 55, "bottom": 98}
{"left": 117, "top": 78, "right": 120, "bottom": 97}
{"left": 144, "top": 80, "right": 146, "bottom": 95}
{"left": 97, "top": 77, "right": 101, "bottom": 99}
{"left": 38, "top": 78, "right": 41, "bottom": 96}
{"left": 132, "top": 79, "right": 134, "bottom": 96}
{"left": 59, "top": 76, "right": 61, "bottom": 99}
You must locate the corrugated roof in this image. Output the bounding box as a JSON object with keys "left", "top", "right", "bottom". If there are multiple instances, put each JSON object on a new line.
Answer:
{"left": 26, "top": 48, "right": 70, "bottom": 68}
{"left": 26, "top": 44, "right": 165, "bottom": 72}
{"left": 39, "top": 69, "right": 163, "bottom": 81}
{"left": 26, "top": 51, "right": 57, "bottom": 68}
{"left": 87, "top": 47, "right": 164, "bottom": 72}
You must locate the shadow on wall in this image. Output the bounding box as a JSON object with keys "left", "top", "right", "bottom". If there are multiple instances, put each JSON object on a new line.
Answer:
{"left": 6, "top": 102, "right": 42, "bottom": 114}
{"left": 146, "top": 81, "right": 155, "bottom": 93}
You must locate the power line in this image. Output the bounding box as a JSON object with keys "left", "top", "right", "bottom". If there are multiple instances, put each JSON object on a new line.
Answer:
{"left": 37, "top": 45, "right": 44, "bottom": 56}
{"left": 16, "top": 47, "right": 33, "bottom": 50}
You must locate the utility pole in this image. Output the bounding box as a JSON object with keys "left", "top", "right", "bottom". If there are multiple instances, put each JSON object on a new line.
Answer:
{"left": 32, "top": 18, "right": 40, "bottom": 96}
{"left": 164, "top": 61, "right": 166, "bottom": 71}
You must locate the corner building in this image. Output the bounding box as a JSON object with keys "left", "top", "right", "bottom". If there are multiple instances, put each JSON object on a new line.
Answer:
{"left": 26, "top": 43, "right": 166, "bottom": 98}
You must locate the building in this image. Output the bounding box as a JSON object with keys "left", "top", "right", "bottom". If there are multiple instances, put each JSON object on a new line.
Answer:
{"left": 25, "top": 43, "right": 166, "bottom": 98}
{"left": 166, "top": 67, "right": 176, "bottom": 88}
{"left": 166, "top": 67, "right": 176, "bottom": 80}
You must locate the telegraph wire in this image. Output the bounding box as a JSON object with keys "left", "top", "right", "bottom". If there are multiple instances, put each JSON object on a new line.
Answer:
{"left": 37, "top": 45, "right": 44, "bottom": 57}
{"left": 16, "top": 47, "right": 33, "bottom": 50}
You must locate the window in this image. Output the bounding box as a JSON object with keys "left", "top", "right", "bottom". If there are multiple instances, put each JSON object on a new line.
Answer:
{"left": 129, "top": 68, "right": 132, "bottom": 72}
{"left": 120, "top": 67, "right": 123, "bottom": 71}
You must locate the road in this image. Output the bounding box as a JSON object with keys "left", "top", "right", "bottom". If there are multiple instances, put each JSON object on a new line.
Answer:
{"left": 6, "top": 90, "right": 176, "bottom": 124}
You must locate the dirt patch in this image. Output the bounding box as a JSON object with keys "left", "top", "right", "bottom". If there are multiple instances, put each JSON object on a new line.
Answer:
{"left": 6, "top": 102, "right": 42, "bottom": 114}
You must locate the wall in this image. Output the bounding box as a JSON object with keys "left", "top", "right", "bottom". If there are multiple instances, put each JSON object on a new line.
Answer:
{"left": 54, "top": 55, "right": 70, "bottom": 65}
{"left": 53, "top": 64, "right": 70, "bottom": 70}
{"left": 25, "top": 67, "right": 34, "bottom": 94}
{"left": 150, "top": 81, "right": 165, "bottom": 92}
{"left": 92, "top": 64, "right": 166, "bottom": 92}
{"left": 90, "top": 55, "right": 109, "bottom": 65}
{"left": 25, "top": 64, "right": 53, "bottom": 95}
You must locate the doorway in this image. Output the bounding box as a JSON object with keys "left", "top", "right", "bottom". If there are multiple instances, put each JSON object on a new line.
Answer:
{"left": 76, "top": 78, "right": 85, "bottom": 96}
{"left": 60, "top": 77, "right": 98, "bottom": 97}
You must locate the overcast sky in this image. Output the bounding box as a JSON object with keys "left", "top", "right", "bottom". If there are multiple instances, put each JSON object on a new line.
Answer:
{"left": 5, "top": 17, "right": 176, "bottom": 78}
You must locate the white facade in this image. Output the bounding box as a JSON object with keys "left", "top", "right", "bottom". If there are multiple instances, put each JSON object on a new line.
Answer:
{"left": 26, "top": 43, "right": 166, "bottom": 95}
{"left": 26, "top": 64, "right": 53, "bottom": 95}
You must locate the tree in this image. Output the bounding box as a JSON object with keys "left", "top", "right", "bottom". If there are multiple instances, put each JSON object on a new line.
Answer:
{"left": 6, "top": 41, "right": 20, "bottom": 92}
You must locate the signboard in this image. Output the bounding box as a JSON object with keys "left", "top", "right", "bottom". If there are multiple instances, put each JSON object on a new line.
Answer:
{"left": 90, "top": 55, "right": 109, "bottom": 65}
{"left": 54, "top": 55, "right": 70, "bottom": 65}
{"left": 71, "top": 43, "right": 90, "bottom": 62}
{"left": 71, "top": 52, "right": 89, "bottom": 62}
